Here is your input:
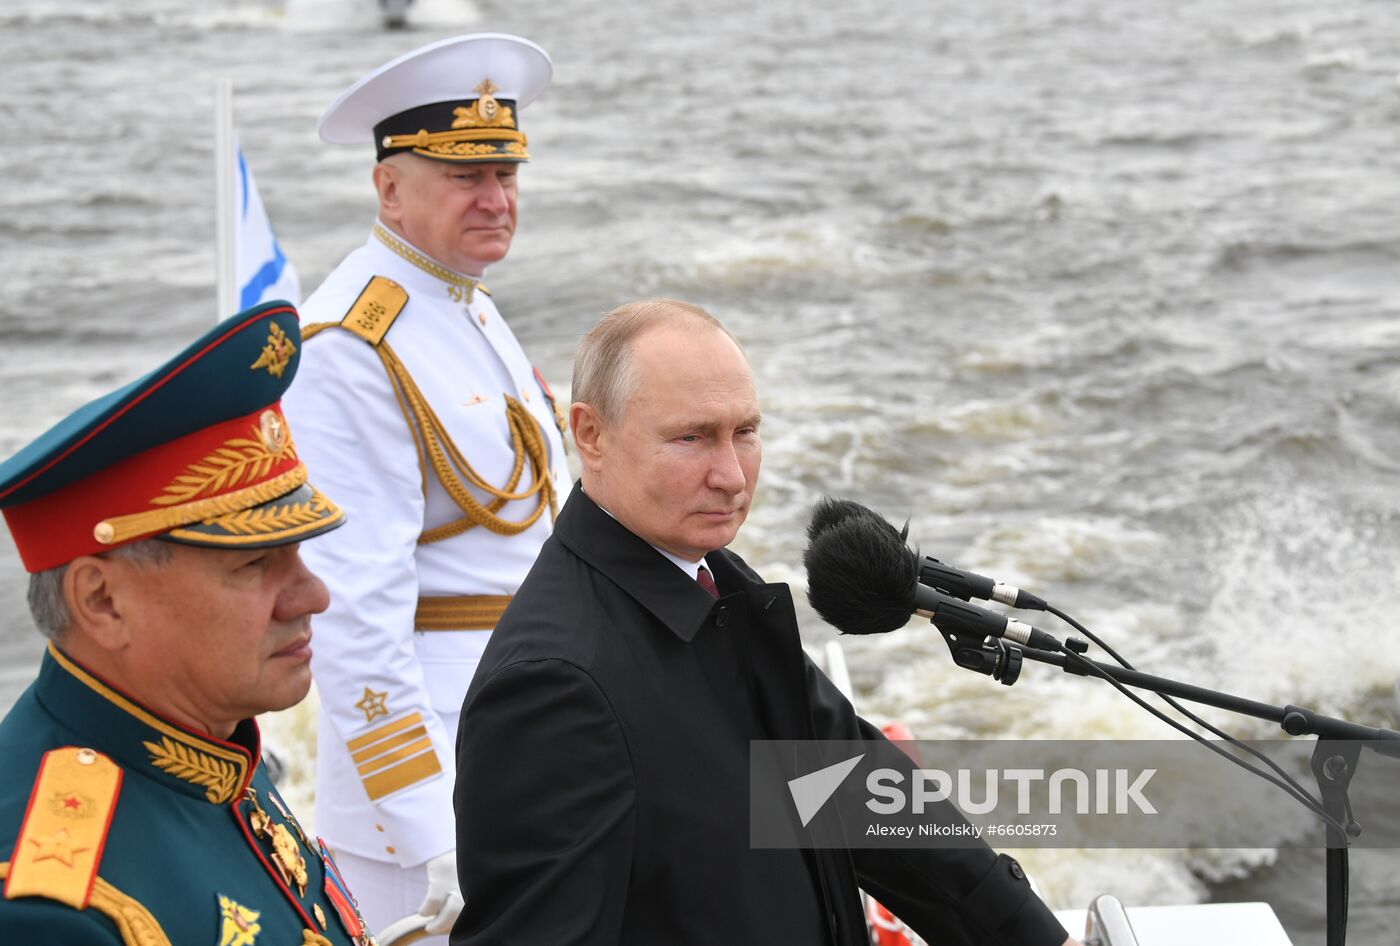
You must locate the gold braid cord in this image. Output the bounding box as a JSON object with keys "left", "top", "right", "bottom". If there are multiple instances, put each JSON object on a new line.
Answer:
{"left": 0, "top": 863, "right": 173, "bottom": 946}
{"left": 302, "top": 324, "right": 556, "bottom": 543}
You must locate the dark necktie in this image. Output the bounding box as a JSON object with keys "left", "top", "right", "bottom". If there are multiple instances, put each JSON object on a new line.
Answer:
{"left": 696, "top": 564, "right": 720, "bottom": 598}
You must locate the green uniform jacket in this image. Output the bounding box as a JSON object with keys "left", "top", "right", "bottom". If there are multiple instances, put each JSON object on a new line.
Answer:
{"left": 0, "top": 644, "right": 373, "bottom": 946}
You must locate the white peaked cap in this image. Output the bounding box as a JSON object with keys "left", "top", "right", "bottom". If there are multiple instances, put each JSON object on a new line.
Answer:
{"left": 318, "top": 33, "right": 553, "bottom": 148}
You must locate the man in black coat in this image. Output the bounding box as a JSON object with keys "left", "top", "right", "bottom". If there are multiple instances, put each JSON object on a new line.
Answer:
{"left": 453, "top": 299, "right": 1077, "bottom": 945}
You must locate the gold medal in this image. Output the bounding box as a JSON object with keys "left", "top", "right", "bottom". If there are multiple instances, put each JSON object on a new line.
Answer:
{"left": 270, "top": 823, "right": 309, "bottom": 897}
{"left": 244, "top": 788, "right": 272, "bottom": 839}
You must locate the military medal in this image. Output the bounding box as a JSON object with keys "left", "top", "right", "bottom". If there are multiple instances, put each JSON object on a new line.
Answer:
{"left": 270, "top": 822, "right": 309, "bottom": 897}
{"left": 245, "top": 788, "right": 273, "bottom": 838}
{"left": 267, "top": 789, "right": 313, "bottom": 851}
{"left": 244, "top": 788, "right": 309, "bottom": 897}
{"left": 318, "top": 838, "right": 375, "bottom": 946}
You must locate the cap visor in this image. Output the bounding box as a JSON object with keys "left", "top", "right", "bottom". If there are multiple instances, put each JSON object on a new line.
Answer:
{"left": 161, "top": 483, "right": 345, "bottom": 549}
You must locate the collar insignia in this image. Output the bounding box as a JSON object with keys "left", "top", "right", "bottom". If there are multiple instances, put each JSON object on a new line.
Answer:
{"left": 144, "top": 735, "right": 241, "bottom": 804}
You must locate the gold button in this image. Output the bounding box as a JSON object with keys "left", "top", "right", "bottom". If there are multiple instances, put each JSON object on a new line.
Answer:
{"left": 93, "top": 522, "right": 115, "bottom": 544}
{"left": 76, "top": 748, "right": 98, "bottom": 765}
{"left": 478, "top": 312, "right": 487, "bottom": 326}
{"left": 314, "top": 904, "right": 328, "bottom": 929}
{"left": 375, "top": 823, "right": 385, "bottom": 832}
{"left": 523, "top": 391, "right": 531, "bottom": 402}
{"left": 385, "top": 845, "right": 396, "bottom": 855}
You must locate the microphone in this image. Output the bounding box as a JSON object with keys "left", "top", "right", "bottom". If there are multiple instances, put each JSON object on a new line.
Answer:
{"left": 917, "top": 556, "right": 1048, "bottom": 611}
{"left": 803, "top": 499, "right": 1061, "bottom": 651}
{"left": 804, "top": 496, "right": 887, "bottom": 542}
{"left": 806, "top": 498, "right": 1049, "bottom": 610}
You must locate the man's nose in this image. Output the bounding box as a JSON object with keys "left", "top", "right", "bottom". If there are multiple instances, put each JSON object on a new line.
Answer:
{"left": 475, "top": 175, "right": 510, "bottom": 215}
{"left": 275, "top": 551, "right": 331, "bottom": 621}
{"left": 707, "top": 440, "right": 747, "bottom": 494}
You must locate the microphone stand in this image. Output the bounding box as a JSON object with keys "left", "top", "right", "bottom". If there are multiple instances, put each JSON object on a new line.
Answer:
{"left": 937, "top": 630, "right": 1400, "bottom": 946}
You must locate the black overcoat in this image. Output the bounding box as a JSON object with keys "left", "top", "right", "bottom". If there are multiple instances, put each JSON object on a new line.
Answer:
{"left": 453, "top": 489, "right": 1068, "bottom": 945}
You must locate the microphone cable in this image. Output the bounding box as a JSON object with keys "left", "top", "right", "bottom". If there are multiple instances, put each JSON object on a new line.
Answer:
{"left": 1024, "top": 604, "right": 1347, "bottom": 837}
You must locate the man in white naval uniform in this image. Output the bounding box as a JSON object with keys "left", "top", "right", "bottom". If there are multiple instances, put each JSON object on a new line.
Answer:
{"left": 280, "top": 34, "right": 569, "bottom": 944}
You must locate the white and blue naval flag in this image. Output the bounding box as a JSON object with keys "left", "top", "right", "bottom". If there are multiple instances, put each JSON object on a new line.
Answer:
{"left": 234, "top": 139, "right": 301, "bottom": 308}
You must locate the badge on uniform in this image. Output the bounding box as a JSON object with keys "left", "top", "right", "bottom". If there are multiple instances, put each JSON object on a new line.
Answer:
{"left": 217, "top": 893, "right": 262, "bottom": 946}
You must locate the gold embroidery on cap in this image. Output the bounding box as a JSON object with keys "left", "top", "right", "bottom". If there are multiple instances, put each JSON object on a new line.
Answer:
{"left": 250, "top": 321, "right": 297, "bottom": 378}
{"left": 197, "top": 488, "right": 335, "bottom": 537}
{"left": 428, "top": 141, "right": 507, "bottom": 157}
{"left": 151, "top": 423, "right": 297, "bottom": 507}
{"left": 98, "top": 465, "right": 310, "bottom": 547}
{"left": 449, "top": 79, "right": 516, "bottom": 129}
{"left": 144, "top": 736, "right": 240, "bottom": 804}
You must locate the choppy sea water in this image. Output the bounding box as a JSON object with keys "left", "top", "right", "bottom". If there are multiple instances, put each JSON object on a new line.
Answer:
{"left": 2, "top": 0, "right": 1398, "bottom": 940}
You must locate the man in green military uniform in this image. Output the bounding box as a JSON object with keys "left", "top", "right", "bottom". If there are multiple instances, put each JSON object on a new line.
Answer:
{"left": 0, "top": 302, "right": 375, "bottom": 945}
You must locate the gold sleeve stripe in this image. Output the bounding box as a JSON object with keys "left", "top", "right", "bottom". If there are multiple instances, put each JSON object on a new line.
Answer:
{"left": 362, "top": 751, "right": 443, "bottom": 801}
{"left": 347, "top": 711, "right": 424, "bottom": 752}
{"left": 356, "top": 737, "right": 434, "bottom": 776}
{"left": 350, "top": 725, "right": 429, "bottom": 766}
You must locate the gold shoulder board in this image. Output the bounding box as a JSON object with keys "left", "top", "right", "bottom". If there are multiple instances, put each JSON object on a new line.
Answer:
{"left": 5, "top": 747, "right": 122, "bottom": 909}
{"left": 476, "top": 282, "right": 492, "bottom": 298}
{"left": 339, "top": 276, "right": 409, "bottom": 346}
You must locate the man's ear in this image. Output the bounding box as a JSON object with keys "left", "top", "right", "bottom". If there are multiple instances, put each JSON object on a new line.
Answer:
{"left": 372, "top": 161, "right": 403, "bottom": 226}
{"left": 63, "top": 555, "right": 132, "bottom": 652}
{"left": 569, "top": 402, "right": 606, "bottom": 473}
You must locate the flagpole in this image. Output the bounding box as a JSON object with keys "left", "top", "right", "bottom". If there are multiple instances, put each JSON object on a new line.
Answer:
{"left": 214, "top": 79, "right": 237, "bottom": 322}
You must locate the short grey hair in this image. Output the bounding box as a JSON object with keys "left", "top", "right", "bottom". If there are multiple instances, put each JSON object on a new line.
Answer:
{"left": 27, "top": 539, "right": 172, "bottom": 641}
{"left": 572, "top": 299, "right": 739, "bottom": 423}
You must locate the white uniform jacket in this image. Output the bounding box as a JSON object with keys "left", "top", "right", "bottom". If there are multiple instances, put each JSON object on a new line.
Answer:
{"left": 282, "top": 224, "right": 570, "bottom": 868}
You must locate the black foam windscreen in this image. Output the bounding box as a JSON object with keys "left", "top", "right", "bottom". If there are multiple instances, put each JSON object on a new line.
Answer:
{"left": 803, "top": 500, "right": 919, "bottom": 635}
{"left": 804, "top": 496, "right": 887, "bottom": 543}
